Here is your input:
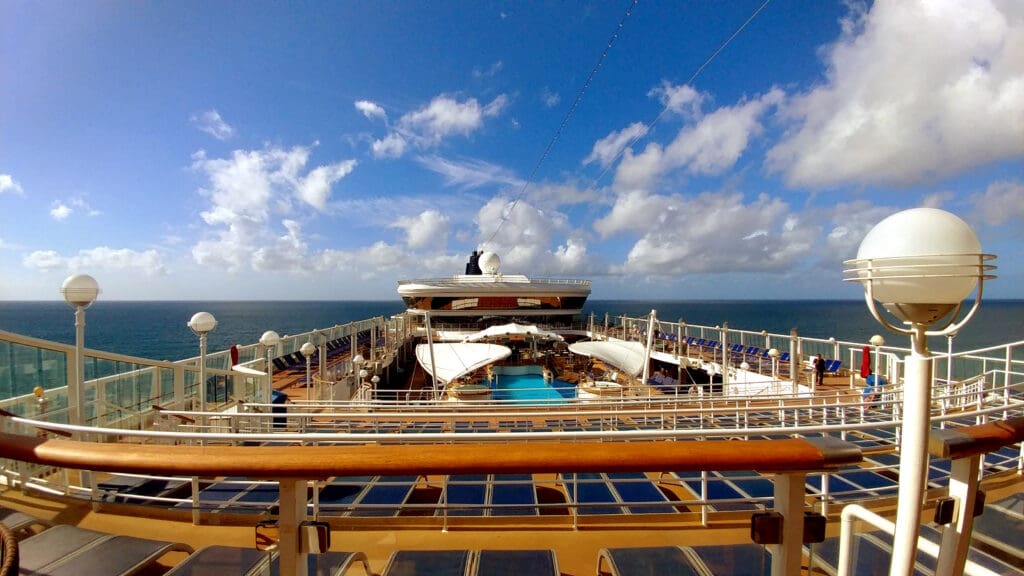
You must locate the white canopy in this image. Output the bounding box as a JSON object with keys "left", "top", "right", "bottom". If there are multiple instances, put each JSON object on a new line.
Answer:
{"left": 415, "top": 343, "right": 512, "bottom": 385}
{"left": 461, "top": 322, "right": 563, "bottom": 342}
{"left": 568, "top": 340, "right": 647, "bottom": 377}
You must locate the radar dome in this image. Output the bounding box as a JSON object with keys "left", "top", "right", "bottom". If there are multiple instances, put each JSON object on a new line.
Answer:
{"left": 478, "top": 251, "right": 501, "bottom": 274}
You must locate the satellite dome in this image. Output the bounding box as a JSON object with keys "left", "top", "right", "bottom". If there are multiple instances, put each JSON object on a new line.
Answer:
{"left": 478, "top": 251, "right": 501, "bottom": 274}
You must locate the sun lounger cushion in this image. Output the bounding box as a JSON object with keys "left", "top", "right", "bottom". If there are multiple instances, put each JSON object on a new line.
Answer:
{"left": 383, "top": 550, "right": 471, "bottom": 576}
{"left": 165, "top": 545, "right": 269, "bottom": 575}
{"left": 597, "top": 546, "right": 701, "bottom": 576}
{"left": 476, "top": 549, "right": 557, "bottom": 576}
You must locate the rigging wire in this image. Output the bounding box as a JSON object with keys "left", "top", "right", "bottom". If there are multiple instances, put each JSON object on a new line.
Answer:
{"left": 588, "top": 0, "right": 774, "bottom": 189}
{"left": 485, "top": 0, "right": 773, "bottom": 248}
{"left": 484, "top": 0, "right": 639, "bottom": 247}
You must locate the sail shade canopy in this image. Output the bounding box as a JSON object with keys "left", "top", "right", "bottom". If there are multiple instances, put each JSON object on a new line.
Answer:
{"left": 461, "top": 323, "right": 563, "bottom": 342}
{"left": 415, "top": 343, "right": 512, "bottom": 384}
{"left": 568, "top": 340, "right": 647, "bottom": 377}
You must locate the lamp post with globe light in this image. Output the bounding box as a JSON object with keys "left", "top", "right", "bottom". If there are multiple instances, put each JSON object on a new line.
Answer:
{"left": 870, "top": 334, "right": 885, "bottom": 404}
{"left": 260, "top": 331, "right": 281, "bottom": 405}
{"left": 300, "top": 341, "right": 316, "bottom": 401}
{"left": 61, "top": 274, "right": 100, "bottom": 429}
{"left": 845, "top": 208, "right": 994, "bottom": 576}
{"left": 188, "top": 312, "right": 217, "bottom": 436}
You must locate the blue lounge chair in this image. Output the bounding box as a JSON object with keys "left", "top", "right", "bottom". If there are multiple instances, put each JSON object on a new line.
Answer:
{"left": 383, "top": 550, "right": 471, "bottom": 576}
{"left": 475, "top": 550, "right": 558, "bottom": 576}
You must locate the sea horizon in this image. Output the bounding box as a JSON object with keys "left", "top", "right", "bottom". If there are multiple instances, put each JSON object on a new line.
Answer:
{"left": 2, "top": 299, "right": 1021, "bottom": 364}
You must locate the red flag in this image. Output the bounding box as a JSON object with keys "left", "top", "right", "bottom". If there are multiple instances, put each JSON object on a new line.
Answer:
{"left": 860, "top": 346, "right": 872, "bottom": 378}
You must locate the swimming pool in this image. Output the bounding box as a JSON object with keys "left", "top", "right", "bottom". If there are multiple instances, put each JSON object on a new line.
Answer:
{"left": 491, "top": 373, "right": 575, "bottom": 404}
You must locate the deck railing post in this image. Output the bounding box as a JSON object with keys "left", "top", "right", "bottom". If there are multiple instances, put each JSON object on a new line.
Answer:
{"left": 770, "top": 471, "right": 806, "bottom": 576}
{"left": 934, "top": 454, "right": 981, "bottom": 576}
{"left": 278, "top": 478, "right": 309, "bottom": 576}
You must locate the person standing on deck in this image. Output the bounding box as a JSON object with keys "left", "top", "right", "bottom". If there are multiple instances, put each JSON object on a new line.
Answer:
{"left": 813, "top": 354, "right": 826, "bottom": 388}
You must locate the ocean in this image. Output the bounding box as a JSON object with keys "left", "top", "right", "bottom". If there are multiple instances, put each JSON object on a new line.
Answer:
{"left": 1, "top": 299, "right": 1022, "bottom": 362}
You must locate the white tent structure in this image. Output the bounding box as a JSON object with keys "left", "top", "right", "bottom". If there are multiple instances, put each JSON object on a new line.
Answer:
{"left": 568, "top": 340, "right": 647, "bottom": 377}
{"left": 415, "top": 343, "right": 512, "bottom": 385}
{"left": 461, "top": 323, "right": 563, "bottom": 342}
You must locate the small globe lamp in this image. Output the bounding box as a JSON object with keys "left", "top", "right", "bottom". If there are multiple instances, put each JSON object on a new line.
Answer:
{"left": 61, "top": 274, "right": 100, "bottom": 428}
{"left": 187, "top": 312, "right": 217, "bottom": 423}
{"left": 260, "top": 330, "right": 281, "bottom": 404}
{"left": 300, "top": 341, "right": 317, "bottom": 400}
{"left": 845, "top": 208, "right": 995, "bottom": 576}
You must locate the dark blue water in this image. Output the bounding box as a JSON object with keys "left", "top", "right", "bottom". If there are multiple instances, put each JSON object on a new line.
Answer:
{"left": 1, "top": 299, "right": 1021, "bottom": 361}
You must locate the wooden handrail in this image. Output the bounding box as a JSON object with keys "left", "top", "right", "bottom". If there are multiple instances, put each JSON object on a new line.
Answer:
{"left": 0, "top": 431, "right": 860, "bottom": 479}
{"left": 929, "top": 417, "right": 1024, "bottom": 461}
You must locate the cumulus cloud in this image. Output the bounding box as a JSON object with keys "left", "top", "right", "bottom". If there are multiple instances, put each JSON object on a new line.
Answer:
{"left": 371, "top": 133, "right": 407, "bottom": 159}
{"left": 767, "top": 0, "right": 1024, "bottom": 188}
{"left": 473, "top": 197, "right": 596, "bottom": 275}
{"left": 354, "top": 100, "right": 387, "bottom": 121}
{"left": 23, "top": 247, "right": 167, "bottom": 274}
{"left": 613, "top": 89, "right": 783, "bottom": 193}
{"left": 584, "top": 122, "right": 650, "bottom": 168}
{"left": 50, "top": 202, "right": 72, "bottom": 221}
{"left": 189, "top": 144, "right": 357, "bottom": 271}
{"left": 472, "top": 61, "right": 504, "bottom": 79}
{"left": 649, "top": 82, "right": 705, "bottom": 118}
{"left": 0, "top": 174, "right": 24, "bottom": 195}
{"left": 393, "top": 210, "right": 449, "bottom": 250}
{"left": 595, "top": 190, "right": 818, "bottom": 275}
{"left": 971, "top": 180, "right": 1024, "bottom": 226}
{"left": 190, "top": 109, "right": 235, "bottom": 140}
{"left": 417, "top": 155, "right": 523, "bottom": 190}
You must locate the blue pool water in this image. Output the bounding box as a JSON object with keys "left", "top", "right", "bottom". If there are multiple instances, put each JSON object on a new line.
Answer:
{"left": 491, "top": 374, "right": 575, "bottom": 404}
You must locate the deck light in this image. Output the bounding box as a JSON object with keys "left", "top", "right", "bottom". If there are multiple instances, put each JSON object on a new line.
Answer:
{"left": 260, "top": 331, "right": 281, "bottom": 405}
{"left": 61, "top": 274, "right": 100, "bottom": 429}
{"left": 188, "top": 312, "right": 217, "bottom": 427}
{"left": 845, "top": 208, "right": 995, "bottom": 576}
{"left": 300, "top": 342, "right": 316, "bottom": 401}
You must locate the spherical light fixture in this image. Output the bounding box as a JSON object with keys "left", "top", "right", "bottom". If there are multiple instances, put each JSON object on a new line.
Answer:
{"left": 188, "top": 311, "right": 218, "bottom": 336}
{"left": 845, "top": 208, "right": 995, "bottom": 325}
{"left": 61, "top": 274, "right": 100, "bottom": 309}
{"left": 869, "top": 334, "right": 885, "bottom": 347}
{"left": 260, "top": 330, "right": 281, "bottom": 347}
{"left": 300, "top": 341, "right": 316, "bottom": 357}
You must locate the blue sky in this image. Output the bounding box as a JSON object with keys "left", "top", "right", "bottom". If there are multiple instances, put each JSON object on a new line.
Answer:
{"left": 2, "top": 1, "right": 1022, "bottom": 301}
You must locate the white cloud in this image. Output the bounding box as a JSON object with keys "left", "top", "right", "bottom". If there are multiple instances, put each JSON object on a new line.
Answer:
{"left": 399, "top": 95, "right": 490, "bottom": 145}
{"left": 649, "top": 82, "right": 705, "bottom": 118}
{"left": 23, "top": 247, "right": 167, "bottom": 274}
{"left": 541, "top": 88, "right": 560, "bottom": 108}
{"left": 584, "top": 122, "right": 649, "bottom": 168}
{"left": 190, "top": 144, "right": 357, "bottom": 271}
{"left": 473, "top": 197, "right": 596, "bottom": 275}
{"left": 767, "top": 0, "right": 1024, "bottom": 188}
{"left": 190, "top": 109, "right": 235, "bottom": 140}
{"left": 354, "top": 100, "right": 387, "bottom": 121}
{"left": 417, "top": 155, "right": 523, "bottom": 190}
{"left": 372, "top": 133, "right": 407, "bottom": 159}
{"left": 971, "top": 180, "right": 1024, "bottom": 226}
{"left": 23, "top": 250, "right": 64, "bottom": 271}
{"left": 297, "top": 160, "right": 358, "bottom": 210}
{"left": 0, "top": 174, "right": 24, "bottom": 195}
{"left": 613, "top": 90, "right": 782, "bottom": 193}
{"left": 595, "top": 190, "right": 818, "bottom": 275}
{"left": 50, "top": 202, "right": 72, "bottom": 221}
{"left": 472, "top": 61, "right": 504, "bottom": 79}
{"left": 393, "top": 210, "right": 449, "bottom": 250}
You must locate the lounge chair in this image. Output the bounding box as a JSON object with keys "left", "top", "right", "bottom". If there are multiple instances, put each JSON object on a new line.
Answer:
{"left": 20, "top": 524, "right": 193, "bottom": 576}
{"left": 268, "top": 550, "right": 375, "bottom": 576}
{"left": 0, "top": 506, "right": 50, "bottom": 535}
{"left": 382, "top": 550, "right": 471, "bottom": 576}
{"left": 597, "top": 546, "right": 702, "bottom": 576}
{"left": 165, "top": 545, "right": 268, "bottom": 575}
{"left": 475, "top": 550, "right": 557, "bottom": 576}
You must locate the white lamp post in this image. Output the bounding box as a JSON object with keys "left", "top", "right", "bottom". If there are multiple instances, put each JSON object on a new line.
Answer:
{"left": 300, "top": 341, "right": 316, "bottom": 401}
{"left": 260, "top": 330, "right": 281, "bottom": 404}
{"left": 371, "top": 375, "right": 380, "bottom": 399}
{"left": 768, "top": 348, "right": 779, "bottom": 395}
{"left": 61, "top": 274, "right": 100, "bottom": 429}
{"left": 187, "top": 312, "right": 217, "bottom": 433}
{"left": 845, "top": 208, "right": 994, "bottom": 576}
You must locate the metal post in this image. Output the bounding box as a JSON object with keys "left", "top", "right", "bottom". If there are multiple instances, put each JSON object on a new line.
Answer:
{"left": 890, "top": 326, "right": 930, "bottom": 576}
{"left": 73, "top": 306, "right": 87, "bottom": 428}
{"left": 934, "top": 455, "right": 981, "bottom": 576}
